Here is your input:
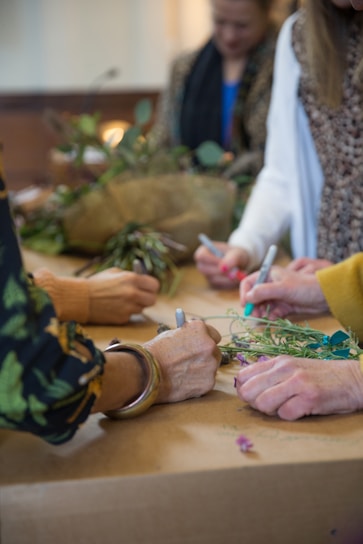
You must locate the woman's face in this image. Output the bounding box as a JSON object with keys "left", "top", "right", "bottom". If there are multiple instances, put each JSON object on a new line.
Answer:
{"left": 331, "top": 0, "right": 363, "bottom": 8}
{"left": 211, "top": 0, "right": 269, "bottom": 59}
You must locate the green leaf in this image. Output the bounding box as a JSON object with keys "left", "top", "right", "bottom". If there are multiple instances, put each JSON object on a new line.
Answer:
{"left": 329, "top": 330, "right": 350, "bottom": 346}
{"left": 78, "top": 114, "right": 98, "bottom": 136}
{"left": 332, "top": 348, "right": 351, "bottom": 358}
{"left": 118, "top": 126, "right": 141, "bottom": 150}
{"left": 195, "top": 141, "right": 224, "bottom": 167}
{"left": 134, "top": 99, "right": 152, "bottom": 126}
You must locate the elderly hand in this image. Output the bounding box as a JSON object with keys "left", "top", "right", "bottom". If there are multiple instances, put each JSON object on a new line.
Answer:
{"left": 236, "top": 356, "right": 363, "bottom": 419}
{"left": 287, "top": 257, "right": 333, "bottom": 274}
{"left": 88, "top": 268, "right": 160, "bottom": 324}
{"left": 145, "top": 319, "right": 222, "bottom": 403}
{"left": 194, "top": 242, "right": 250, "bottom": 289}
{"left": 239, "top": 265, "right": 329, "bottom": 318}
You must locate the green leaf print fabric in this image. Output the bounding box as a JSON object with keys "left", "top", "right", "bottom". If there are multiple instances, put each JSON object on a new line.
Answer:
{"left": 0, "top": 175, "right": 105, "bottom": 444}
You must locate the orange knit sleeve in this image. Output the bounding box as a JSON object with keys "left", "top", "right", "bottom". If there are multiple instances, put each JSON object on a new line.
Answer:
{"left": 33, "top": 268, "right": 91, "bottom": 323}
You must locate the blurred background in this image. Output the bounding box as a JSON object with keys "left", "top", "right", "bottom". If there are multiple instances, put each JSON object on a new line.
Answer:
{"left": 0, "top": 0, "right": 293, "bottom": 189}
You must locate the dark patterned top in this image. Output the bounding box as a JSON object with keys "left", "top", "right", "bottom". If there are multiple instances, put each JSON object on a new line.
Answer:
{"left": 0, "top": 171, "right": 105, "bottom": 444}
{"left": 150, "top": 26, "right": 278, "bottom": 178}
{"left": 292, "top": 12, "right": 363, "bottom": 263}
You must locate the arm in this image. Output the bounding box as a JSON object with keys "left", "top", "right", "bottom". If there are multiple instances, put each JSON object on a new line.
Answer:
{"left": 195, "top": 17, "right": 300, "bottom": 288}
{"left": 235, "top": 356, "right": 363, "bottom": 420}
{"left": 228, "top": 16, "right": 300, "bottom": 270}
{"left": 317, "top": 253, "right": 363, "bottom": 343}
{"left": 1, "top": 175, "right": 221, "bottom": 444}
{"left": 33, "top": 267, "right": 160, "bottom": 325}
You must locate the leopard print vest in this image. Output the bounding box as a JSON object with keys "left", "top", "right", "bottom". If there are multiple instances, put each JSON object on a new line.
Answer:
{"left": 292, "top": 13, "right": 363, "bottom": 263}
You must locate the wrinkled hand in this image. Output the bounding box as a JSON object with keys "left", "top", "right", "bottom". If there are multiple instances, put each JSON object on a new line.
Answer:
{"left": 88, "top": 268, "right": 160, "bottom": 324}
{"left": 236, "top": 356, "right": 363, "bottom": 419}
{"left": 239, "top": 265, "right": 329, "bottom": 318}
{"left": 145, "top": 320, "right": 222, "bottom": 403}
{"left": 194, "top": 242, "right": 250, "bottom": 289}
{"left": 287, "top": 257, "right": 333, "bottom": 274}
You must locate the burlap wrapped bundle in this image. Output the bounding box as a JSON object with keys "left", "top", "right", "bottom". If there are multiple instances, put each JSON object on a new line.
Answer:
{"left": 62, "top": 173, "right": 236, "bottom": 261}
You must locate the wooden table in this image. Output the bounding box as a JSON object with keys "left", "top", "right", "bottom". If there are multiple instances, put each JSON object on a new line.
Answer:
{"left": 1, "top": 250, "right": 363, "bottom": 544}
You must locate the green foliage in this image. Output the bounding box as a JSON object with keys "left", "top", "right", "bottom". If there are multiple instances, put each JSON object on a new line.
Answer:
{"left": 15, "top": 99, "right": 235, "bottom": 289}
{"left": 75, "top": 223, "right": 183, "bottom": 296}
{"left": 219, "top": 313, "right": 363, "bottom": 362}
{"left": 195, "top": 141, "right": 224, "bottom": 168}
{"left": 134, "top": 98, "right": 152, "bottom": 125}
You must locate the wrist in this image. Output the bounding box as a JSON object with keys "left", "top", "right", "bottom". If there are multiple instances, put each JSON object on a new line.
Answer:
{"left": 103, "top": 342, "right": 161, "bottom": 419}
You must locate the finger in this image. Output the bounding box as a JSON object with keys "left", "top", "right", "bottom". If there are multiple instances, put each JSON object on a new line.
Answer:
{"left": 205, "top": 324, "right": 222, "bottom": 346}
{"left": 236, "top": 358, "right": 278, "bottom": 386}
{"left": 238, "top": 354, "right": 297, "bottom": 389}
{"left": 277, "top": 395, "right": 313, "bottom": 420}
{"left": 246, "top": 380, "right": 298, "bottom": 416}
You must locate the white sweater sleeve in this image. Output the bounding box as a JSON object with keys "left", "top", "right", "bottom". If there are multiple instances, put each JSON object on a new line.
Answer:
{"left": 228, "top": 15, "right": 301, "bottom": 269}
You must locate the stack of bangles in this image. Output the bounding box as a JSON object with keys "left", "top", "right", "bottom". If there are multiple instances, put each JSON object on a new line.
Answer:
{"left": 103, "top": 342, "right": 161, "bottom": 419}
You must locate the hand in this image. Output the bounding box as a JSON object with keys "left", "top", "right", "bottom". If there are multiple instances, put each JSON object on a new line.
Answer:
{"left": 145, "top": 319, "right": 222, "bottom": 403}
{"left": 235, "top": 356, "right": 363, "bottom": 419}
{"left": 194, "top": 242, "right": 250, "bottom": 289}
{"left": 88, "top": 268, "right": 160, "bottom": 324}
{"left": 287, "top": 257, "right": 333, "bottom": 274}
{"left": 239, "top": 265, "right": 329, "bottom": 318}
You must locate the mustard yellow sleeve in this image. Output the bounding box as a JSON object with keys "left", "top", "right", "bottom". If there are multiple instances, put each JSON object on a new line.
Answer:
{"left": 33, "top": 268, "right": 91, "bottom": 323}
{"left": 316, "top": 254, "right": 363, "bottom": 342}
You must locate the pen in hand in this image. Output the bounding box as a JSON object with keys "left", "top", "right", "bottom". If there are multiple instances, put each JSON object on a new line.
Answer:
{"left": 132, "top": 258, "right": 145, "bottom": 275}
{"left": 198, "top": 233, "right": 247, "bottom": 281}
{"left": 243, "top": 244, "right": 278, "bottom": 317}
{"left": 175, "top": 308, "right": 186, "bottom": 327}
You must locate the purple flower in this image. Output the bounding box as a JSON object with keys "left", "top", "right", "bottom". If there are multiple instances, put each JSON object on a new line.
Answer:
{"left": 257, "top": 355, "right": 270, "bottom": 362}
{"left": 236, "top": 353, "right": 249, "bottom": 366}
{"left": 236, "top": 434, "right": 253, "bottom": 453}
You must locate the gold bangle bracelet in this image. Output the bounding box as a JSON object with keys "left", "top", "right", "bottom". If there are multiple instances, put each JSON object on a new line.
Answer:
{"left": 103, "top": 342, "right": 161, "bottom": 419}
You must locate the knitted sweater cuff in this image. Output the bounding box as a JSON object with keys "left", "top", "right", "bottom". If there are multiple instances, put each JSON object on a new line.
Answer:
{"left": 33, "top": 268, "right": 90, "bottom": 323}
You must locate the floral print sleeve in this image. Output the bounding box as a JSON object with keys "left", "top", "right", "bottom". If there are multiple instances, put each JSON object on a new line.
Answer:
{"left": 0, "top": 174, "right": 105, "bottom": 444}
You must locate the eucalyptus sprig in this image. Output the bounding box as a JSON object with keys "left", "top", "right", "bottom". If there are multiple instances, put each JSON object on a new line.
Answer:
{"left": 209, "top": 311, "right": 363, "bottom": 362}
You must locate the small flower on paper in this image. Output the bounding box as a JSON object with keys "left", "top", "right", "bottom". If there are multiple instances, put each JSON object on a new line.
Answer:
{"left": 236, "top": 434, "right": 253, "bottom": 453}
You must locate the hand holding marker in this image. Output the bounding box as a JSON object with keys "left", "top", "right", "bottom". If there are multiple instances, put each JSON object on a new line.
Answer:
{"left": 132, "top": 258, "right": 145, "bottom": 275}
{"left": 198, "top": 233, "right": 247, "bottom": 282}
{"left": 175, "top": 308, "right": 186, "bottom": 327}
{"left": 243, "top": 244, "right": 278, "bottom": 317}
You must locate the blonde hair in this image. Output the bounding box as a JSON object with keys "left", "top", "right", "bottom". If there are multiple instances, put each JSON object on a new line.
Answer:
{"left": 304, "top": 0, "right": 363, "bottom": 108}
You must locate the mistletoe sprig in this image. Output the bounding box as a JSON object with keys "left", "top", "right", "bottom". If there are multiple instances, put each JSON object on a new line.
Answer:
{"left": 210, "top": 311, "right": 363, "bottom": 363}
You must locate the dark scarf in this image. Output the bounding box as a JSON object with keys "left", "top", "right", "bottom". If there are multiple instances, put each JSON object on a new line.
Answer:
{"left": 180, "top": 40, "right": 223, "bottom": 150}
{"left": 179, "top": 37, "right": 272, "bottom": 153}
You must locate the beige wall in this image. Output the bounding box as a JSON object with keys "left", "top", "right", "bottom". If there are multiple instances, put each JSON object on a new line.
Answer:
{"left": 0, "top": 0, "right": 210, "bottom": 92}
{"left": 0, "top": 0, "right": 294, "bottom": 93}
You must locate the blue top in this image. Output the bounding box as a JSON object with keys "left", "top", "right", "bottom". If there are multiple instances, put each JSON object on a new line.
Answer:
{"left": 222, "top": 80, "right": 240, "bottom": 149}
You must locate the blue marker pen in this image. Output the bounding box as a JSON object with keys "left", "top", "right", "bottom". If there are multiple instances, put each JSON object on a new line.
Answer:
{"left": 175, "top": 308, "right": 186, "bottom": 328}
{"left": 198, "top": 233, "right": 224, "bottom": 258}
{"left": 244, "top": 244, "right": 278, "bottom": 317}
